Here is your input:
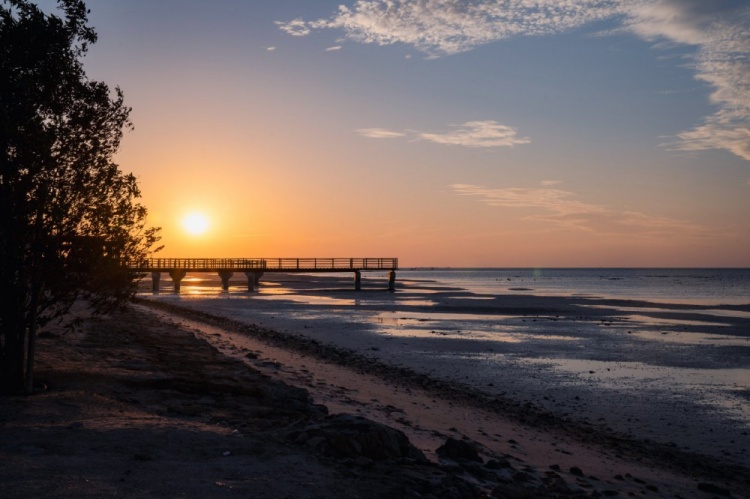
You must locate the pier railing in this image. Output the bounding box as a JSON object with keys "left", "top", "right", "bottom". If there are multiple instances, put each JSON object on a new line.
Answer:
{"left": 128, "top": 257, "right": 398, "bottom": 272}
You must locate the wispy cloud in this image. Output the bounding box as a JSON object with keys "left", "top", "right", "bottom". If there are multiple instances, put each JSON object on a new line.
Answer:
{"left": 541, "top": 180, "right": 562, "bottom": 186}
{"left": 356, "top": 128, "right": 406, "bottom": 139}
{"left": 275, "top": 18, "right": 310, "bottom": 36}
{"left": 451, "top": 183, "right": 719, "bottom": 238}
{"left": 326, "top": 45, "right": 343, "bottom": 51}
{"left": 279, "top": 0, "right": 750, "bottom": 161}
{"left": 357, "top": 120, "right": 529, "bottom": 148}
{"left": 419, "top": 120, "right": 530, "bottom": 148}
{"left": 623, "top": 1, "right": 750, "bottom": 161}
{"left": 266, "top": 46, "right": 276, "bottom": 52}
{"left": 277, "top": 1, "right": 618, "bottom": 56}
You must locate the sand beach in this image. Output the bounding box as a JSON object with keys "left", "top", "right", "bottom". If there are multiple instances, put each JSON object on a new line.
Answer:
{"left": 147, "top": 271, "right": 750, "bottom": 464}
{"left": 2, "top": 271, "right": 749, "bottom": 497}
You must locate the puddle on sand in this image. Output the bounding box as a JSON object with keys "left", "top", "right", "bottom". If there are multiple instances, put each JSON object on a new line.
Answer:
{"left": 630, "top": 330, "right": 750, "bottom": 346}
{"left": 253, "top": 294, "right": 358, "bottom": 306}
{"left": 584, "top": 304, "right": 750, "bottom": 321}
{"left": 447, "top": 296, "right": 496, "bottom": 301}
{"left": 700, "top": 308, "right": 750, "bottom": 319}
{"left": 518, "top": 357, "right": 750, "bottom": 415}
{"left": 372, "top": 313, "right": 580, "bottom": 343}
{"left": 398, "top": 299, "right": 438, "bottom": 306}
{"left": 148, "top": 287, "right": 229, "bottom": 297}
{"left": 375, "top": 311, "right": 517, "bottom": 323}
{"left": 619, "top": 314, "right": 727, "bottom": 328}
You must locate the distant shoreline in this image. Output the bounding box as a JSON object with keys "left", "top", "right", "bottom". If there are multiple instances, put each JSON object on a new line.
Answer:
{"left": 399, "top": 267, "right": 750, "bottom": 270}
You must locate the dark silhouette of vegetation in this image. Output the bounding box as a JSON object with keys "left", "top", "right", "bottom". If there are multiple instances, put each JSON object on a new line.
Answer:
{"left": 0, "top": 0, "right": 161, "bottom": 394}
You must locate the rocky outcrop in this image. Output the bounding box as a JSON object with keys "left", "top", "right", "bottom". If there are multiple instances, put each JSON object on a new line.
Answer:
{"left": 290, "top": 414, "right": 428, "bottom": 462}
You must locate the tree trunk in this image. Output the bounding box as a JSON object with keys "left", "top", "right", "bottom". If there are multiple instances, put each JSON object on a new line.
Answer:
{"left": 24, "top": 314, "right": 37, "bottom": 395}
{"left": 0, "top": 325, "right": 26, "bottom": 395}
{"left": 0, "top": 281, "right": 30, "bottom": 394}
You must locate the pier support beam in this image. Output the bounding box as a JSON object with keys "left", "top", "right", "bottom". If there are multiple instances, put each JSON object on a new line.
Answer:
{"left": 218, "top": 271, "right": 233, "bottom": 291}
{"left": 388, "top": 270, "right": 396, "bottom": 292}
{"left": 151, "top": 272, "right": 161, "bottom": 292}
{"left": 245, "top": 271, "right": 263, "bottom": 292}
{"left": 168, "top": 269, "right": 187, "bottom": 293}
{"left": 354, "top": 270, "right": 361, "bottom": 291}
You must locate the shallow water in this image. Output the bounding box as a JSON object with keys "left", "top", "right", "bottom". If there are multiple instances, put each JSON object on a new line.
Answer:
{"left": 140, "top": 268, "right": 750, "bottom": 464}
{"left": 401, "top": 268, "right": 750, "bottom": 305}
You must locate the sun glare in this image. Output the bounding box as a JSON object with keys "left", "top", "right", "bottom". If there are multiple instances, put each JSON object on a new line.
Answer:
{"left": 182, "top": 212, "right": 210, "bottom": 235}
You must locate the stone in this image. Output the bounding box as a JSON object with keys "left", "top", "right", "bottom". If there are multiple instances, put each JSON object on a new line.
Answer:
{"left": 436, "top": 437, "right": 483, "bottom": 463}
{"left": 697, "top": 483, "right": 731, "bottom": 496}
{"left": 306, "top": 436, "right": 326, "bottom": 449}
{"left": 353, "top": 456, "right": 374, "bottom": 468}
{"left": 490, "top": 481, "right": 536, "bottom": 499}
{"left": 302, "top": 414, "right": 427, "bottom": 462}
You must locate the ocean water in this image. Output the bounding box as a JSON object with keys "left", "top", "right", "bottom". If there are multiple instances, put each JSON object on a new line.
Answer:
{"left": 141, "top": 268, "right": 750, "bottom": 463}
{"left": 399, "top": 268, "right": 750, "bottom": 305}
{"left": 148, "top": 267, "right": 750, "bottom": 305}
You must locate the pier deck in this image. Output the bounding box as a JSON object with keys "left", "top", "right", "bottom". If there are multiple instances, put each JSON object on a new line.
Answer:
{"left": 128, "top": 258, "right": 398, "bottom": 292}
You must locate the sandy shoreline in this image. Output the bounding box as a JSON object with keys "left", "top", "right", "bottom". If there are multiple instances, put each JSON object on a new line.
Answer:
{"left": 139, "top": 297, "right": 750, "bottom": 495}
{"left": 1, "top": 293, "right": 747, "bottom": 497}
{"left": 1, "top": 305, "right": 476, "bottom": 498}
{"left": 0, "top": 294, "right": 750, "bottom": 497}
{"left": 145, "top": 272, "right": 750, "bottom": 467}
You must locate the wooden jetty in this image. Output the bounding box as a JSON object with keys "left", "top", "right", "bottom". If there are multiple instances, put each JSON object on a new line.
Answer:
{"left": 128, "top": 258, "right": 398, "bottom": 293}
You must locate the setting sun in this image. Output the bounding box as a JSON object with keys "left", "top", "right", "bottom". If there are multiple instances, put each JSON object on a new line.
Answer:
{"left": 181, "top": 212, "right": 210, "bottom": 235}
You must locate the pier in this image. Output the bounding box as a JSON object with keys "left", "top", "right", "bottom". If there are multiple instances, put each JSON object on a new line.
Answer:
{"left": 128, "top": 258, "right": 398, "bottom": 293}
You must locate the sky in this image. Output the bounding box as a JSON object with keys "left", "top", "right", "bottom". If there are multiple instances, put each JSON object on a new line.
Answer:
{"left": 43, "top": 0, "right": 750, "bottom": 267}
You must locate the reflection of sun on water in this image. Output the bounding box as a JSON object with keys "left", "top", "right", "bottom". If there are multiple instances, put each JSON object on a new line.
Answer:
{"left": 182, "top": 212, "right": 210, "bottom": 235}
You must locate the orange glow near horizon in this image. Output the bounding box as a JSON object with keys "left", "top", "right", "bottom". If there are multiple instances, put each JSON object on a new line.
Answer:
{"left": 132, "top": 161, "right": 750, "bottom": 267}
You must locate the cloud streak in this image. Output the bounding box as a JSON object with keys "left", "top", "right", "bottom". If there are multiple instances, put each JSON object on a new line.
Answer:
{"left": 624, "top": 1, "right": 750, "bottom": 160}
{"left": 279, "top": 1, "right": 619, "bottom": 56}
{"left": 451, "top": 183, "right": 719, "bottom": 238}
{"left": 276, "top": 18, "right": 310, "bottom": 36}
{"left": 419, "top": 120, "right": 530, "bottom": 147}
{"left": 356, "top": 128, "right": 406, "bottom": 139}
{"left": 279, "top": 0, "right": 750, "bottom": 161}
{"left": 358, "top": 120, "right": 529, "bottom": 148}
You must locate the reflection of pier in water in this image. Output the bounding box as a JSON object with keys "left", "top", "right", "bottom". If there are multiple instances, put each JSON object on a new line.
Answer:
{"left": 128, "top": 258, "right": 398, "bottom": 293}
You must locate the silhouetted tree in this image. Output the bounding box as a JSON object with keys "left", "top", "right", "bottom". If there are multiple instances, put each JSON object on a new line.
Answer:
{"left": 0, "top": 0, "right": 161, "bottom": 394}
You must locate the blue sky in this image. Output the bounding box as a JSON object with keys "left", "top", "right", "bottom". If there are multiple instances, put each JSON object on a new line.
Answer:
{"left": 36, "top": 0, "right": 750, "bottom": 266}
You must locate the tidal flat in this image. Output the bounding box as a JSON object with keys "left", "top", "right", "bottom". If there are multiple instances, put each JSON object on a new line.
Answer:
{"left": 143, "top": 271, "right": 750, "bottom": 470}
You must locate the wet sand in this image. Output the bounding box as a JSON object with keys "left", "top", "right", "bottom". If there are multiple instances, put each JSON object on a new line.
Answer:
{"left": 2, "top": 273, "right": 748, "bottom": 497}
{"left": 148, "top": 273, "right": 750, "bottom": 467}
{"left": 139, "top": 299, "right": 750, "bottom": 497}
{"left": 1, "top": 306, "right": 483, "bottom": 498}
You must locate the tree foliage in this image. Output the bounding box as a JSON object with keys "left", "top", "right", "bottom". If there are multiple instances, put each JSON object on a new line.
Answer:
{"left": 0, "top": 0, "right": 161, "bottom": 394}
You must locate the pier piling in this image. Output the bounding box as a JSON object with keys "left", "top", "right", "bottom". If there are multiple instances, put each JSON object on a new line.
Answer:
{"left": 218, "top": 271, "right": 233, "bottom": 291}
{"left": 168, "top": 269, "right": 187, "bottom": 293}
